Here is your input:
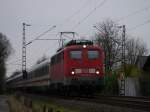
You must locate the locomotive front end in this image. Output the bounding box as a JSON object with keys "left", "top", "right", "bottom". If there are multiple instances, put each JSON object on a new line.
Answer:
{"left": 63, "top": 40, "right": 104, "bottom": 88}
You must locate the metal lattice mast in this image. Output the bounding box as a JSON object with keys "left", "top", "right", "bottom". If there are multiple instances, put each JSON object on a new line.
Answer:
{"left": 22, "top": 23, "right": 26, "bottom": 73}
{"left": 22, "top": 23, "right": 31, "bottom": 78}
{"left": 122, "top": 25, "right": 126, "bottom": 69}
{"left": 120, "top": 25, "right": 126, "bottom": 96}
{"left": 123, "top": 25, "right": 126, "bottom": 70}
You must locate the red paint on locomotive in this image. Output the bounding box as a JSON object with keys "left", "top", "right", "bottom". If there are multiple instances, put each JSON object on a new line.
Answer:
{"left": 50, "top": 42, "right": 104, "bottom": 86}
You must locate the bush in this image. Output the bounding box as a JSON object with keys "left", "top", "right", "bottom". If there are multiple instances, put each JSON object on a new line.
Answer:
{"left": 140, "top": 71, "right": 150, "bottom": 96}
{"left": 103, "top": 71, "right": 119, "bottom": 95}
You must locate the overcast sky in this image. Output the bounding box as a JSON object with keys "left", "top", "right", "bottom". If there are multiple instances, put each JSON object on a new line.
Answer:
{"left": 0, "top": 0, "right": 150, "bottom": 77}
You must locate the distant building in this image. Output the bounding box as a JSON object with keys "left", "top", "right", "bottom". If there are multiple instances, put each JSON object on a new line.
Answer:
{"left": 135, "top": 55, "right": 149, "bottom": 70}
{"left": 135, "top": 55, "right": 150, "bottom": 75}
{"left": 143, "top": 55, "right": 150, "bottom": 72}
{"left": 119, "top": 55, "right": 150, "bottom": 96}
{"left": 135, "top": 55, "right": 150, "bottom": 96}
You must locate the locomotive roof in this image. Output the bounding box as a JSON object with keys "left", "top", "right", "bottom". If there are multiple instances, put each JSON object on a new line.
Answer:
{"left": 57, "top": 39, "right": 93, "bottom": 52}
{"left": 53, "top": 40, "right": 102, "bottom": 58}
{"left": 65, "top": 40, "right": 93, "bottom": 46}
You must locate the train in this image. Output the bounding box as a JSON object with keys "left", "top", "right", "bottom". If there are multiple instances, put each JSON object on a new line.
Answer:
{"left": 6, "top": 40, "right": 105, "bottom": 94}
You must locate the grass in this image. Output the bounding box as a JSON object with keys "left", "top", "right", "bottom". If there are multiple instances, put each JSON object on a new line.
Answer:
{"left": 8, "top": 96, "right": 27, "bottom": 112}
{"left": 8, "top": 95, "right": 79, "bottom": 112}
{"left": 32, "top": 99, "right": 76, "bottom": 112}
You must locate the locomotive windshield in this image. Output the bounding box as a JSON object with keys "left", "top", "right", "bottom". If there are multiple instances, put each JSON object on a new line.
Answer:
{"left": 70, "top": 50, "right": 82, "bottom": 59}
{"left": 70, "top": 50, "right": 99, "bottom": 60}
{"left": 88, "top": 50, "right": 99, "bottom": 59}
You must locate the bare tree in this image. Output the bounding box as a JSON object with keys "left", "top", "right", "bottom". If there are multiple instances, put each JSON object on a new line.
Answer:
{"left": 94, "top": 19, "right": 122, "bottom": 71}
{"left": 93, "top": 19, "right": 148, "bottom": 72}
{"left": 0, "top": 33, "right": 12, "bottom": 93}
{"left": 125, "top": 36, "right": 148, "bottom": 64}
{"left": 0, "top": 33, "right": 12, "bottom": 63}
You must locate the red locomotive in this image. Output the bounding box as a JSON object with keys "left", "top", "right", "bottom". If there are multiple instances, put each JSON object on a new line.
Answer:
{"left": 6, "top": 40, "right": 105, "bottom": 94}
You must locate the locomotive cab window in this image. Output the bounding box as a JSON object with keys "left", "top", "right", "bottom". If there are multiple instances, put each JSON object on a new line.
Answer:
{"left": 88, "top": 50, "right": 99, "bottom": 59}
{"left": 70, "top": 50, "right": 82, "bottom": 59}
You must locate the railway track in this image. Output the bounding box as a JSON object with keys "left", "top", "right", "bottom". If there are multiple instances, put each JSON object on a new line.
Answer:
{"left": 87, "top": 95, "right": 150, "bottom": 111}
{"left": 19, "top": 93, "right": 150, "bottom": 112}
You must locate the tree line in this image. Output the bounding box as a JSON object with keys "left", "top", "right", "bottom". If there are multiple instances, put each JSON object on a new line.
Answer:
{"left": 93, "top": 19, "right": 148, "bottom": 74}
{"left": 0, "top": 33, "right": 12, "bottom": 94}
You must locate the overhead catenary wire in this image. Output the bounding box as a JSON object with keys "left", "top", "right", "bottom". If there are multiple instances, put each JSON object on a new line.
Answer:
{"left": 61, "top": 34, "right": 75, "bottom": 39}
{"left": 117, "top": 5, "right": 150, "bottom": 22}
{"left": 36, "top": 38, "right": 66, "bottom": 41}
{"left": 24, "top": 0, "right": 100, "bottom": 44}
{"left": 128, "top": 19, "right": 150, "bottom": 31}
{"left": 27, "top": 0, "right": 92, "bottom": 42}
{"left": 6, "top": 63, "right": 22, "bottom": 66}
{"left": 26, "top": 25, "right": 56, "bottom": 46}
{"left": 6, "top": 59, "right": 22, "bottom": 66}
{"left": 59, "top": 0, "right": 91, "bottom": 27}
{"left": 20, "top": 0, "right": 92, "bottom": 45}
{"left": 71, "top": 0, "right": 108, "bottom": 30}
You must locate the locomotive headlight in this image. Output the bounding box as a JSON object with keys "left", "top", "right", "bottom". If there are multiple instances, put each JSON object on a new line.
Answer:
{"left": 96, "top": 70, "right": 100, "bottom": 75}
{"left": 83, "top": 45, "right": 87, "bottom": 48}
{"left": 71, "top": 71, "right": 75, "bottom": 75}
